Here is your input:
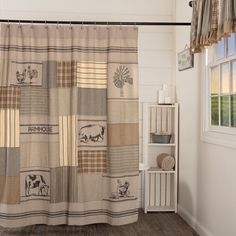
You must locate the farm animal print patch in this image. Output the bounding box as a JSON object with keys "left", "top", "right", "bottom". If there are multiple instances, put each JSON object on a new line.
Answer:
{"left": 109, "top": 179, "right": 133, "bottom": 199}
{"left": 20, "top": 169, "right": 50, "bottom": 202}
{"left": 10, "top": 61, "right": 43, "bottom": 86}
{"left": 78, "top": 121, "right": 107, "bottom": 147}
{"left": 102, "top": 176, "right": 138, "bottom": 202}
{"left": 79, "top": 124, "right": 105, "bottom": 143}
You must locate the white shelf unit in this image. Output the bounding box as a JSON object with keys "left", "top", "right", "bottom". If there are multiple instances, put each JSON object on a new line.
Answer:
{"left": 143, "top": 103, "right": 179, "bottom": 213}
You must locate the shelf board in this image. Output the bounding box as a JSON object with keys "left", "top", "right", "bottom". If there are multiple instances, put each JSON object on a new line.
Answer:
{"left": 146, "top": 206, "right": 175, "bottom": 212}
{"left": 148, "top": 143, "right": 176, "bottom": 147}
{"left": 147, "top": 167, "right": 175, "bottom": 173}
{"left": 148, "top": 104, "right": 176, "bottom": 108}
{"left": 139, "top": 163, "right": 149, "bottom": 170}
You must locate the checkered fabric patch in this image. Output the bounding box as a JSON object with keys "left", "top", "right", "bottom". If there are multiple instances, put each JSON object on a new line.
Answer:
{"left": 78, "top": 150, "right": 107, "bottom": 173}
{"left": 56, "top": 61, "right": 77, "bottom": 87}
{"left": 211, "top": 0, "right": 218, "bottom": 31}
{"left": 0, "top": 86, "right": 20, "bottom": 109}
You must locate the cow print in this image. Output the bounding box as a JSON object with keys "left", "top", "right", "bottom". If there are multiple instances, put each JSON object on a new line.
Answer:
{"left": 25, "top": 174, "right": 49, "bottom": 197}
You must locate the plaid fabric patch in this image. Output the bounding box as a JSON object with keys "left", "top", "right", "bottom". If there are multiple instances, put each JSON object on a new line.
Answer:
{"left": 56, "top": 61, "right": 77, "bottom": 87}
{"left": 0, "top": 86, "right": 20, "bottom": 109}
{"left": 78, "top": 150, "right": 107, "bottom": 173}
{"left": 211, "top": 0, "right": 218, "bottom": 31}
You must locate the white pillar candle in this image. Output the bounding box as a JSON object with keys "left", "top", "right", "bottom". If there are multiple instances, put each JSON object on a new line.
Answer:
{"left": 162, "top": 84, "right": 168, "bottom": 91}
{"left": 158, "top": 90, "right": 165, "bottom": 104}
{"left": 165, "top": 96, "right": 171, "bottom": 104}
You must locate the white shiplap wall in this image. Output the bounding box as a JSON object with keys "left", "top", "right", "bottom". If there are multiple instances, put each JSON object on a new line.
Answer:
{"left": 0, "top": 0, "right": 176, "bottom": 208}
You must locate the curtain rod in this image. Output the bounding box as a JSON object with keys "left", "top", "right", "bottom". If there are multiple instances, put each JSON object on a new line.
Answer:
{"left": 0, "top": 19, "right": 191, "bottom": 26}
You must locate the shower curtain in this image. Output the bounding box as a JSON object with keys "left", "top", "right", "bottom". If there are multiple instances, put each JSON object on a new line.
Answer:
{"left": 0, "top": 24, "right": 139, "bottom": 227}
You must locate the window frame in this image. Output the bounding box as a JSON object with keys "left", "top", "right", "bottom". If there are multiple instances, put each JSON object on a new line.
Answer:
{"left": 201, "top": 35, "right": 236, "bottom": 149}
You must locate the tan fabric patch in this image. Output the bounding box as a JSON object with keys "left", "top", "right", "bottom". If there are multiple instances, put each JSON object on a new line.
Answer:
{"left": 0, "top": 176, "right": 20, "bottom": 204}
{"left": 107, "top": 123, "right": 139, "bottom": 146}
{"left": 0, "top": 86, "right": 20, "bottom": 109}
{"left": 57, "top": 61, "right": 77, "bottom": 87}
{"left": 78, "top": 150, "right": 107, "bottom": 173}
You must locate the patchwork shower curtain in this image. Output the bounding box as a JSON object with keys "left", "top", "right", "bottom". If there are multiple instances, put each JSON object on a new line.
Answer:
{"left": 0, "top": 24, "right": 139, "bottom": 227}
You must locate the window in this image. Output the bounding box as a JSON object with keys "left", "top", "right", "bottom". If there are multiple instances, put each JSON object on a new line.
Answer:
{"left": 207, "top": 33, "right": 236, "bottom": 133}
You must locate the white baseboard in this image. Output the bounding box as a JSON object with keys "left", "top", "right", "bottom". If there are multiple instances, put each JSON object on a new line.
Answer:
{"left": 178, "top": 205, "right": 213, "bottom": 236}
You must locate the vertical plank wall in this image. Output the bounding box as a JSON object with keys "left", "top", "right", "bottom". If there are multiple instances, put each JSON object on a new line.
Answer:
{"left": 138, "top": 25, "right": 175, "bottom": 207}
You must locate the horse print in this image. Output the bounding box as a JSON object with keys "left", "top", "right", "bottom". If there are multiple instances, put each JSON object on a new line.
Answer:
{"left": 79, "top": 124, "right": 105, "bottom": 143}
{"left": 25, "top": 174, "right": 49, "bottom": 197}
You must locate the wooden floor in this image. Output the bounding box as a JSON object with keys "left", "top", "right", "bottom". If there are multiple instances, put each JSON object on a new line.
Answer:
{"left": 0, "top": 211, "right": 199, "bottom": 236}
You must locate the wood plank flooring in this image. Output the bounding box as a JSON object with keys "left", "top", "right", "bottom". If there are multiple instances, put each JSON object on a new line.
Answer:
{"left": 0, "top": 211, "right": 199, "bottom": 236}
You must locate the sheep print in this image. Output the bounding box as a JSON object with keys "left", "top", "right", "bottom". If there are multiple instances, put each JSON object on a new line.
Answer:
{"left": 0, "top": 24, "right": 139, "bottom": 227}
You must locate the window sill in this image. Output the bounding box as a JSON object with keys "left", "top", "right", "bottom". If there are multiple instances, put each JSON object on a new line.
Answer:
{"left": 201, "top": 129, "right": 236, "bottom": 149}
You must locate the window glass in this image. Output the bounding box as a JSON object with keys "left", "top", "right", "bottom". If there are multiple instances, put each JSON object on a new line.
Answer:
{"left": 216, "top": 38, "right": 225, "bottom": 60}
{"left": 231, "top": 95, "right": 236, "bottom": 127}
{"left": 220, "top": 96, "right": 230, "bottom": 126}
{"left": 211, "top": 67, "right": 219, "bottom": 95}
{"left": 227, "top": 34, "right": 236, "bottom": 56}
{"left": 232, "top": 60, "right": 236, "bottom": 93}
{"left": 211, "top": 96, "right": 219, "bottom": 125}
{"left": 221, "top": 63, "right": 230, "bottom": 94}
{"left": 208, "top": 34, "right": 236, "bottom": 131}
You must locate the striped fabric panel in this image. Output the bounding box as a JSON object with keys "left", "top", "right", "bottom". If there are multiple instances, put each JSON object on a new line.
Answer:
{"left": 59, "top": 115, "right": 77, "bottom": 166}
{"left": 0, "top": 208, "right": 138, "bottom": 227}
{"left": 20, "top": 87, "right": 49, "bottom": 115}
{"left": 0, "top": 109, "right": 19, "bottom": 147}
{"left": 78, "top": 150, "right": 107, "bottom": 173}
{"left": 57, "top": 61, "right": 76, "bottom": 87}
{"left": 108, "top": 146, "right": 139, "bottom": 174}
{"left": 0, "top": 86, "right": 20, "bottom": 109}
{"left": 50, "top": 167, "right": 78, "bottom": 203}
{"left": 77, "top": 62, "right": 107, "bottom": 89}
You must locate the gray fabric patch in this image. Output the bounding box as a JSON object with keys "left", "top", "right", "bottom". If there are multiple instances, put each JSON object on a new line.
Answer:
{"left": 0, "top": 148, "right": 20, "bottom": 176}
{"left": 78, "top": 88, "right": 106, "bottom": 116}
{"left": 20, "top": 87, "right": 49, "bottom": 115}
{"left": 108, "top": 145, "right": 139, "bottom": 174}
{"left": 42, "top": 61, "right": 57, "bottom": 88}
{"left": 50, "top": 167, "right": 78, "bottom": 203}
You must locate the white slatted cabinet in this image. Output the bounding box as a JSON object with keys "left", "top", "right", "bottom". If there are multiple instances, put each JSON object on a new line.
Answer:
{"left": 143, "top": 103, "right": 179, "bottom": 213}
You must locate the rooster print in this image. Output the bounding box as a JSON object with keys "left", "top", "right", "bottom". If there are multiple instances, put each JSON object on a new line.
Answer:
{"left": 16, "top": 65, "right": 38, "bottom": 84}
{"left": 113, "top": 65, "right": 133, "bottom": 97}
{"left": 110, "top": 179, "right": 133, "bottom": 199}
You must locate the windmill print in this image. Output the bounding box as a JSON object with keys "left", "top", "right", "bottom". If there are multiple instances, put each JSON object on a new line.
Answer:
{"left": 113, "top": 65, "right": 133, "bottom": 97}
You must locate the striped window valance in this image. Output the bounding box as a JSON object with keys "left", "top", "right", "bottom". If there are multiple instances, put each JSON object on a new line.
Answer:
{"left": 190, "top": 0, "right": 236, "bottom": 53}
